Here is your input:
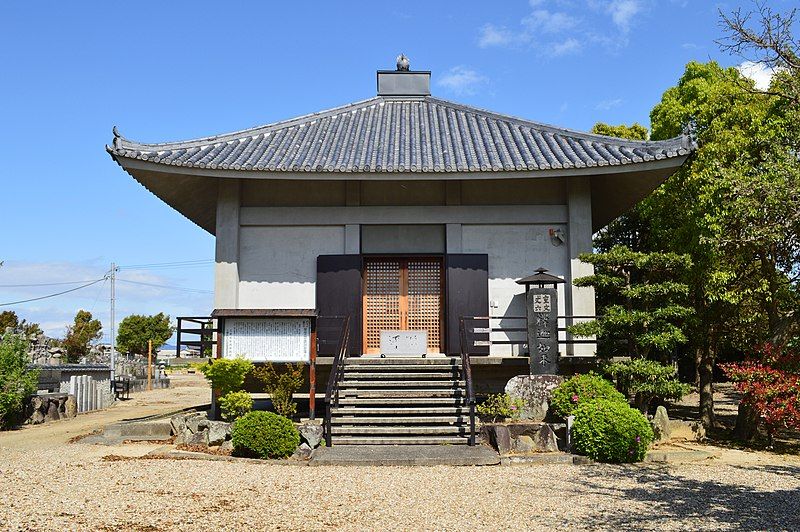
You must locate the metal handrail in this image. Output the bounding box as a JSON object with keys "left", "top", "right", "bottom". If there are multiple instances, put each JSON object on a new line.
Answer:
{"left": 458, "top": 318, "right": 477, "bottom": 446}
{"left": 323, "top": 316, "right": 350, "bottom": 447}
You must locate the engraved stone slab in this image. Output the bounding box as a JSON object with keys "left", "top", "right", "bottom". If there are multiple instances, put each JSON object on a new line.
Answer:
{"left": 380, "top": 330, "right": 428, "bottom": 356}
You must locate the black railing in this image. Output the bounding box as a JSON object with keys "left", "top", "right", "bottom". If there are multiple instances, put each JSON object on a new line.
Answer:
{"left": 459, "top": 315, "right": 600, "bottom": 355}
{"left": 458, "top": 319, "right": 477, "bottom": 446}
{"left": 175, "top": 316, "right": 218, "bottom": 357}
{"left": 322, "top": 316, "right": 351, "bottom": 447}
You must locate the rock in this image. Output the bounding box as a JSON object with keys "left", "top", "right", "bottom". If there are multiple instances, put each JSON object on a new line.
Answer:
{"left": 185, "top": 412, "right": 209, "bottom": 434}
{"left": 486, "top": 424, "right": 513, "bottom": 455}
{"left": 299, "top": 422, "right": 324, "bottom": 448}
{"left": 652, "top": 406, "right": 671, "bottom": 442}
{"left": 45, "top": 402, "right": 60, "bottom": 422}
{"left": 219, "top": 440, "right": 234, "bottom": 454}
{"left": 667, "top": 419, "right": 706, "bottom": 442}
{"left": 170, "top": 414, "right": 187, "bottom": 436}
{"left": 207, "top": 421, "right": 231, "bottom": 446}
{"left": 30, "top": 396, "right": 44, "bottom": 412}
{"left": 515, "top": 435, "right": 536, "bottom": 453}
{"left": 64, "top": 396, "right": 77, "bottom": 418}
{"left": 505, "top": 375, "right": 564, "bottom": 421}
{"left": 29, "top": 410, "right": 45, "bottom": 425}
{"left": 531, "top": 424, "right": 559, "bottom": 452}
{"left": 292, "top": 442, "right": 312, "bottom": 460}
{"left": 187, "top": 430, "right": 209, "bottom": 447}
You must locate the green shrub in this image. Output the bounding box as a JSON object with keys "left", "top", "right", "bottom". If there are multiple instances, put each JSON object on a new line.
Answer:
{"left": 571, "top": 399, "right": 654, "bottom": 463}
{"left": 603, "top": 358, "right": 692, "bottom": 412}
{"left": 231, "top": 411, "right": 300, "bottom": 459}
{"left": 252, "top": 363, "right": 305, "bottom": 418}
{"left": 477, "top": 393, "right": 524, "bottom": 422}
{"left": 199, "top": 358, "right": 253, "bottom": 396}
{"left": 218, "top": 390, "right": 253, "bottom": 421}
{"left": 0, "top": 333, "right": 40, "bottom": 429}
{"left": 550, "top": 373, "right": 627, "bottom": 418}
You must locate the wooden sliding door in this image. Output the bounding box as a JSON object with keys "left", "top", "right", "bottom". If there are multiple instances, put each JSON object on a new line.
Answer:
{"left": 363, "top": 257, "right": 443, "bottom": 354}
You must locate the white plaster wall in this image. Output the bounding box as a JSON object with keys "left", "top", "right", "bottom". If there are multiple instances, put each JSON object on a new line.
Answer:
{"left": 462, "top": 224, "right": 569, "bottom": 356}
{"left": 237, "top": 226, "right": 345, "bottom": 309}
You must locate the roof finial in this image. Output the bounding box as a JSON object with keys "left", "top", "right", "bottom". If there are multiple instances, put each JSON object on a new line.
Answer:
{"left": 396, "top": 54, "right": 410, "bottom": 71}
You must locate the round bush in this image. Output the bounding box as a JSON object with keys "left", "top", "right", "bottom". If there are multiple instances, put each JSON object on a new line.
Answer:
{"left": 231, "top": 411, "right": 300, "bottom": 459}
{"left": 571, "top": 399, "right": 654, "bottom": 463}
{"left": 550, "top": 373, "right": 627, "bottom": 418}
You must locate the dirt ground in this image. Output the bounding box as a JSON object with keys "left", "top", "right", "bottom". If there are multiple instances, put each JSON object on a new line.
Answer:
{"left": 0, "top": 373, "right": 209, "bottom": 453}
{"left": 0, "top": 377, "right": 798, "bottom": 531}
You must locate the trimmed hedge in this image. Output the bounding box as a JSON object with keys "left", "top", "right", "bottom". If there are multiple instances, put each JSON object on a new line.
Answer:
{"left": 218, "top": 391, "right": 253, "bottom": 422}
{"left": 571, "top": 399, "right": 654, "bottom": 463}
{"left": 550, "top": 373, "right": 627, "bottom": 418}
{"left": 231, "top": 411, "right": 300, "bottom": 459}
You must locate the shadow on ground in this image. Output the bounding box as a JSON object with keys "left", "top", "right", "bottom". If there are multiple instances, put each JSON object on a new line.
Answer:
{"left": 577, "top": 464, "right": 800, "bottom": 530}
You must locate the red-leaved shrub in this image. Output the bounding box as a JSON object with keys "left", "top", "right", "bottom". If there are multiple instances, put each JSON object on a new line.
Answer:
{"left": 721, "top": 344, "right": 800, "bottom": 439}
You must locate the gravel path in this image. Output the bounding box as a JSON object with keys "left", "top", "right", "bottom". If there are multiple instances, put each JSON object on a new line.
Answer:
{"left": 1, "top": 446, "right": 798, "bottom": 531}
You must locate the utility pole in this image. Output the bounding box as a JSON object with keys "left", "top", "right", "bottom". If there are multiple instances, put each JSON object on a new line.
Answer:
{"left": 110, "top": 262, "right": 119, "bottom": 383}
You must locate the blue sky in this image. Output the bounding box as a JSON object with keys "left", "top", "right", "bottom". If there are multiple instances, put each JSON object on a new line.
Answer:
{"left": 0, "top": 0, "right": 789, "bottom": 339}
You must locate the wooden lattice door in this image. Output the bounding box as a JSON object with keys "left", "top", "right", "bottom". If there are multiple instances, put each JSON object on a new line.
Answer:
{"left": 363, "top": 258, "right": 443, "bottom": 354}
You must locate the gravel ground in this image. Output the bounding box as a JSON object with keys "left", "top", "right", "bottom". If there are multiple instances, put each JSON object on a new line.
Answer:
{"left": 1, "top": 446, "right": 799, "bottom": 531}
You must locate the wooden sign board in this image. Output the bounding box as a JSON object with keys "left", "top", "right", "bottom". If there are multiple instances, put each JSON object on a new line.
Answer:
{"left": 223, "top": 318, "right": 311, "bottom": 363}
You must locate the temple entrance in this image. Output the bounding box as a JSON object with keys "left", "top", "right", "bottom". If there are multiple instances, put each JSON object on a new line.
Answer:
{"left": 362, "top": 257, "right": 444, "bottom": 354}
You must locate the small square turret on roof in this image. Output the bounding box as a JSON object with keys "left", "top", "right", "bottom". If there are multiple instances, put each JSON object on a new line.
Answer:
{"left": 377, "top": 55, "right": 430, "bottom": 97}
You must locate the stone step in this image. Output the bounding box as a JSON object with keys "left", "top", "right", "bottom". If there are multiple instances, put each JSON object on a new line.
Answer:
{"left": 335, "top": 397, "right": 468, "bottom": 406}
{"left": 339, "top": 389, "right": 467, "bottom": 399}
{"left": 330, "top": 436, "right": 469, "bottom": 445}
{"left": 341, "top": 372, "right": 460, "bottom": 379}
{"left": 344, "top": 364, "right": 460, "bottom": 372}
{"left": 332, "top": 416, "right": 469, "bottom": 424}
{"left": 331, "top": 425, "right": 468, "bottom": 435}
{"left": 331, "top": 406, "right": 469, "bottom": 415}
{"left": 340, "top": 380, "right": 464, "bottom": 388}
{"left": 344, "top": 357, "right": 459, "bottom": 366}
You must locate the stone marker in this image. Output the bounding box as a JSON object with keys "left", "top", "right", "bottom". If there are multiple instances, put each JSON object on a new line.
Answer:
{"left": 652, "top": 406, "right": 671, "bottom": 442}
{"left": 505, "top": 375, "right": 564, "bottom": 421}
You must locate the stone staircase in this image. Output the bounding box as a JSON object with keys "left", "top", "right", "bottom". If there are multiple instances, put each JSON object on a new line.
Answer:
{"left": 328, "top": 357, "right": 472, "bottom": 445}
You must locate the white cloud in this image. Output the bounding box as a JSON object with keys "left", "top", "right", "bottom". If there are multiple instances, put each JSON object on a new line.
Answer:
{"left": 550, "top": 38, "right": 582, "bottom": 56}
{"left": 606, "top": 0, "right": 642, "bottom": 32}
{"left": 437, "top": 66, "right": 488, "bottom": 96}
{"left": 0, "top": 260, "right": 212, "bottom": 339}
{"left": 595, "top": 98, "right": 624, "bottom": 110}
{"left": 523, "top": 9, "right": 579, "bottom": 34}
{"left": 478, "top": 24, "right": 519, "bottom": 48}
{"left": 737, "top": 60, "right": 777, "bottom": 91}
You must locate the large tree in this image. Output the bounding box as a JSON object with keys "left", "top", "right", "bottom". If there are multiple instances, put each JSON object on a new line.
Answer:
{"left": 116, "top": 313, "right": 173, "bottom": 356}
{"left": 63, "top": 310, "right": 102, "bottom": 363}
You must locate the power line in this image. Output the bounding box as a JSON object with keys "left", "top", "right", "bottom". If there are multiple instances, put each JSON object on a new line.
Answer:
{"left": 116, "top": 278, "right": 213, "bottom": 294}
{"left": 0, "top": 278, "right": 107, "bottom": 306}
{"left": 0, "top": 280, "right": 101, "bottom": 287}
{"left": 119, "top": 259, "right": 213, "bottom": 270}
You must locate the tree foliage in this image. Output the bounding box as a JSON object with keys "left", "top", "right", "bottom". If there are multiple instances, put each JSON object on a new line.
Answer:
{"left": 603, "top": 359, "right": 691, "bottom": 413}
{"left": 0, "top": 311, "right": 43, "bottom": 338}
{"left": 63, "top": 310, "right": 102, "bottom": 363}
{"left": 198, "top": 357, "right": 253, "bottom": 396}
{"left": 0, "top": 333, "right": 39, "bottom": 429}
{"left": 252, "top": 363, "right": 305, "bottom": 419}
{"left": 571, "top": 246, "right": 693, "bottom": 359}
{"left": 116, "top": 313, "right": 173, "bottom": 356}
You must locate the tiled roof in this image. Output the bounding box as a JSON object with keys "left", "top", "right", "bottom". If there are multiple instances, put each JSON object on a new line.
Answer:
{"left": 108, "top": 96, "right": 695, "bottom": 174}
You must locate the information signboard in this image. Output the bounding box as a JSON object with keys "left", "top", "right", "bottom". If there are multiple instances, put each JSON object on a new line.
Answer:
{"left": 223, "top": 318, "right": 311, "bottom": 362}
